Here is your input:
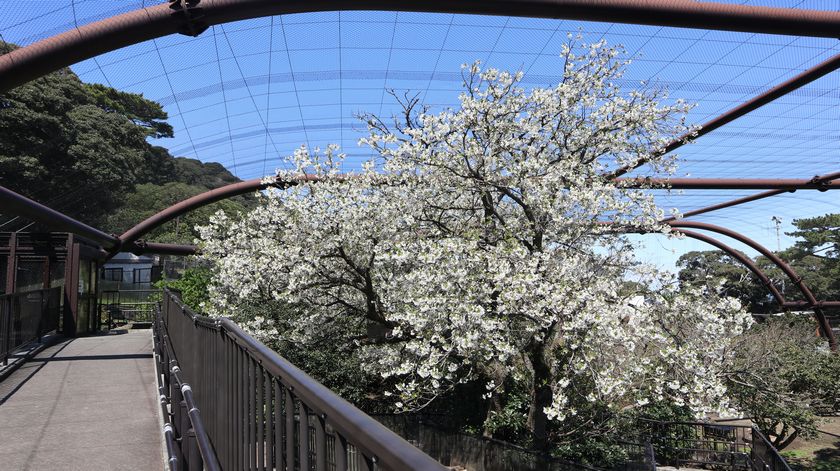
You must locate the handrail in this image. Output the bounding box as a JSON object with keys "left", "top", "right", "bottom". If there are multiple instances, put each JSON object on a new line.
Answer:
{"left": 219, "top": 318, "right": 445, "bottom": 471}
{"left": 160, "top": 288, "right": 445, "bottom": 471}
{"left": 154, "top": 301, "right": 222, "bottom": 471}
{"left": 750, "top": 426, "right": 793, "bottom": 471}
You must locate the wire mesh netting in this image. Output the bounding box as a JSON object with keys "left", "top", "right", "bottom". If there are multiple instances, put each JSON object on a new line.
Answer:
{"left": 1, "top": 0, "right": 839, "bottom": 265}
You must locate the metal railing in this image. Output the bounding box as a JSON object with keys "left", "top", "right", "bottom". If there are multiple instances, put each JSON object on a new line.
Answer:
{"left": 749, "top": 426, "right": 793, "bottom": 471}
{"left": 154, "top": 298, "right": 221, "bottom": 471}
{"left": 155, "top": 288, "right": 445, "bottom": 471}
{"left": 101, "top": 289, "right": 159, "bottom": 327}
{"left": 0, "top": 287, "right": 61, "bottom": 365}
{"left": 638, "top": 419, "right": 791, "bottom": 471}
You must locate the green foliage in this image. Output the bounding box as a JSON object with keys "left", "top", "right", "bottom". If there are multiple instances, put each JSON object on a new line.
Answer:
{"left": 783, "top": 446, "right": 840, "bottom": 471}
{"left": 726, "top": 316, "right": 840, "bottom": 450}
{"left": 555, "top": 439, "right": 629, "bottom": 468}
{"left": 156, "top": 267, "right": 212, "bottom": 310}
{"left": 170, "top": 157, "right": 240, "bottom": 189}
{"left": 779, "top": 213, "right": 840, "bottom": 302}
{"left": 677, "top": 250, "right": 774, "bottom": 312}
{"left": 83, "top": 83, "right": 173, "bottom": 138}
{"left": 272, "top": 338, "right": 386, "bottom": 412}
{"left": 483, "top": 380, "right": 530, "bottom": 443}
{"left": 0, "top": 40, "right": 244, "bottom": 231}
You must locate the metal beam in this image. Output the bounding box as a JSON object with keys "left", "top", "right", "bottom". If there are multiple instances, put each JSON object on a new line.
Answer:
{"left": 118, "top": 178, "right": 271, "bottom": 247}
{"left": 662, "top": 170, "right": 840, "bottom": 221}
{"left": 124, "top": 241, "right": 198, "bottom": 256}
{"left": 667, "top": 220, "right": 837, "bottom": 350}
{"left": 620, "top": 177, "right": 840, "bottom": 190}
{"left": 607, "top": 53, "right": 840, "bottom": 179}
{"left": 0, "top": 184, "right": 120, "bottom": 250}
{"left": 118, "top": 174, "right": 324, "bottom": 247}
{"left": 4, "top": 1, "right": 840, "bottom": 93}
{"left": 118, "top": 173, "right": 840, "bottom": 250}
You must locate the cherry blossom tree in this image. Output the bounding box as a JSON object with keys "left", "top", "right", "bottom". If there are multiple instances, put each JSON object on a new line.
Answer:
{"left": 197, "top": 39, "right": 752, "bottom": 451}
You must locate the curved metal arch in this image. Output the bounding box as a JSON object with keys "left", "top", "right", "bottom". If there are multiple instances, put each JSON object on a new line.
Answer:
{"left": 117, "top": 174, "right": 320, "bottom": 248}
{"left": 668, "top": 220, "right": 837, "bottom": 350}
{"left": 3, "top": 0, "right": 840, "bottom": 93}
{"left": 670, "top": 228, "right": 786, "bottom": 307}
{"left": 115, "top": 176, "right": 838, "bottom": 349}
{"left": 118, "top": 177, "right": 271, "bottom": 246}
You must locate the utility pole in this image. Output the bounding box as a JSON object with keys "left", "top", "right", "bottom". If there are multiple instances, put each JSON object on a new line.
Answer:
{"left": 771, "top": 216, "right": 782, "bottom": 252}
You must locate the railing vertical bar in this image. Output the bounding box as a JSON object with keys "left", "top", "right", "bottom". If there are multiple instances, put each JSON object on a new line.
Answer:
{"left": 224, "top": 335, "right": 231, "bottom": 470}
{"left": 285, "top": 387, "right": 295, "bottom": 471}
{"left": 299, "top": 402, "right": 310, "bottom": 471}
{"left": 315, "top": 414, "right": 326, "bottom": 471}
{"left": 236, "top": 343, "right": 243, "bottom": 471}
{"left": 249, "top": 357, "right": 256, "bottom": 471}
{"left": 257, "top": 363, "right": 265, "bottom": 470}
{"left": 361, "top": 453, "right": 374, "bottom": 471}
{"left": 265, "top": 369, "right": 274, "bottom": 471}
{"left": 242, "top": 345, "right": 249, "bottom": 471}
{"left": 334, "top": 432, "right": 348, "bottom": 471}
{"left": 275, "top": 379, "right": 284, "bottom": 471}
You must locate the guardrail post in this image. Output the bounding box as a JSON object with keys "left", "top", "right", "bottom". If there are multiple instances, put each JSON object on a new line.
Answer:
{"left": 1, "top": 296, "right": 10, "bottom": 366}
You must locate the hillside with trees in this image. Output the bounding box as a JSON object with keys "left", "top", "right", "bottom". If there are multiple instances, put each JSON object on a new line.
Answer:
{"left": 0, "top": 40, "right": 248, "bottom": 244}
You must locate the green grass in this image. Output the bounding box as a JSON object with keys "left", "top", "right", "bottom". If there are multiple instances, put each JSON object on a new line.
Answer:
{"left": 782, "top": 442, "right": 840, "bottom": 470}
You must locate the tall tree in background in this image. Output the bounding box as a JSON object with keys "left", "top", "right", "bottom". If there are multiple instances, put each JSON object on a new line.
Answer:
{"left": 0, "top": 40, "right": 245, "bottom": 236}
{"left": 676, "top": 250, "right": 774, "bottom": 313}
{"left": 780, "top": 213, "right": 840, "bottom": 302}
{"left": 677, "top": 214, "right": 840, "bottom": 310}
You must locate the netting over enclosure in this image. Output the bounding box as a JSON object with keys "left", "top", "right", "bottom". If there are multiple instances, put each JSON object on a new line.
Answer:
{"left": 0, "top": 1, "right": 838, "bottom": 261}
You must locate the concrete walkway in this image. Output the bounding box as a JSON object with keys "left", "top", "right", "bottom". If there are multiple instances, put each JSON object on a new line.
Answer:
{"left": 0, "top": 330, "right": 163, "bottom": 470}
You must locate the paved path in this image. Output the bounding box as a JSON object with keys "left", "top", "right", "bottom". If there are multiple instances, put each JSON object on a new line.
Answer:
{"left": 0, "top": 331, "right": 163, "bottom": 470}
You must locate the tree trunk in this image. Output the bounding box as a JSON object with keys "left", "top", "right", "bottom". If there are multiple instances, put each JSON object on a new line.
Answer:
{"left": 527, "top": 344, "right": 552, "bottom": 453}
{"left": 482, "top": 391, "right": 503, "bottom": 438}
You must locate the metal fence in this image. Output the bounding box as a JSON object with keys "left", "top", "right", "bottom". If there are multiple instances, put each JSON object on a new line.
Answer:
{"left": 154, "top": 288, "right": 445, "bottom": 471}
{"left": 101, "top": 289, "right": 159, "bottom": 327}
{"left": 638, "top": 419, "right": 791, "bottom": 471}
{"left": 0, "top": 287, "right": 61, "bottom": 364}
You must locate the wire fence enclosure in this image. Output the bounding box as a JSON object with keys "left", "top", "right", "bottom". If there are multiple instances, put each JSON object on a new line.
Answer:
{"left": 0, "top": 287, "right": 60, "bottom": 365}
{"left": 154, "top": 288, "right": 445, "bottom": 471}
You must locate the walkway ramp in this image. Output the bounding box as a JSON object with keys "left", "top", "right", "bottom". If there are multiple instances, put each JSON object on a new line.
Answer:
{"left": 0, "top": 331, "right": 163, "bottom": 470}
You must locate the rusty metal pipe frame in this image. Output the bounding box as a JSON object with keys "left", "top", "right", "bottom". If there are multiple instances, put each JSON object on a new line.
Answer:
{"left": 623, "top": 178, "right": 840, "bottom": 191}
{"left": 4, "top": 1, "right": 840, "bottom": 93}
{"left": 117, "top": 175, "right": 840, "bottom": 247}
{"left": 671, "top": 228, "right": 786, "bottom": 307}
{"left": 663, "top": 170, "right": 840, "bottom": 222}
{"left": 667, "top": 220, "right": 837, "bottom": 351}
{"left": 0, "top": 184, "right": 120, "bottom": 250}
{"left": 117, "top": 176, "right": 322, "bottom": 247}
{"left": 117, "top": 178, "right": 270, "bottom": 247}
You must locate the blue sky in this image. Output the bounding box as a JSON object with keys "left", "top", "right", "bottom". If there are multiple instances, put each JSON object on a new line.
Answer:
{"left": 2, "top": 1, "right": 839, "bottom": 270}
